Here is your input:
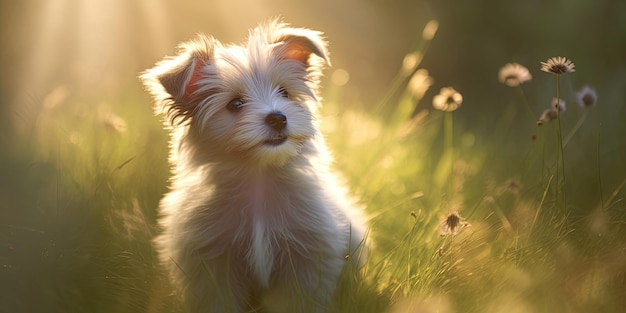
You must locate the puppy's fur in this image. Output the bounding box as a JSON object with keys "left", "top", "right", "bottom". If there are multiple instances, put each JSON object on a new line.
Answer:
{"left": 141, "top": 20, "right": 367, "bottom": 313}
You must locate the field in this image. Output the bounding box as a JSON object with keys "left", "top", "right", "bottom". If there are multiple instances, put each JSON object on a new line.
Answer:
{"left": 1, "top": 1, "right": 625, "bottom": 312}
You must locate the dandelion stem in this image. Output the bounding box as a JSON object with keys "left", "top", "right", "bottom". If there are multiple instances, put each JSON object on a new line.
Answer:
{"left": 444, "top": 111, "right": 454, "bottom": 194}
{"left": 530, "top": 174, "right": 554, "bottom": 237}
{"left": 555, "top": 74, "right": 567, "bottom": 210}
{"left": 563, "top": 109, "right": 589, "bottom": 147}
{"left": 540, "top": 125, "right": 546, "bottom": 179}
{"left": 515, "top": 85, "right": 535, "bottom": 123}
{"left": 375, "top": 31, "right": 432, "bottom": 113}
{"left": 597, "top": 124, "right": 605, "bottom": 210}
{"left": 445, "top": 112, "right": 453, "bottom": 152}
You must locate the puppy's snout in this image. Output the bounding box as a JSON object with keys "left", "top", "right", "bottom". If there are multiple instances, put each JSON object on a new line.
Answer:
{"left": 265, "top": 111, "right": 287, "bottom": 131}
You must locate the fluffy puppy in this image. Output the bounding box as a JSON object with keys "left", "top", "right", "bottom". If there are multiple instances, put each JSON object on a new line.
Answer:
{"left": 140, "top": 20, "right": 368, "bottom": 313}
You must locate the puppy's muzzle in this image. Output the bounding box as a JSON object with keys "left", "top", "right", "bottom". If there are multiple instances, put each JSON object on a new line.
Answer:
{"left": 265, "top": 111, "right": 288, "bottom": 145}
{"left": 265, "top": 111, "right": 287, "bottom": 131}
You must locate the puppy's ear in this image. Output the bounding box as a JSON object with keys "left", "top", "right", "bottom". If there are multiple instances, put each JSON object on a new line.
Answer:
{"left": 140, "top": 34, "right": 215, "bottom": 126}
{"left": 274, "top": 27, "right": 330, "bottom": 69}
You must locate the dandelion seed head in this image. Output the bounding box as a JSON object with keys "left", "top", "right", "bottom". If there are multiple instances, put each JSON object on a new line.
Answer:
{"left": 433, "top": 87, "right": 463, "bottom": 112}
{"left": 498, "top": 63, "right": 532, "bottom": 87}
{"left": 504, "top": 179, "right": 521, "bottom": 193}
{"left": 422, "top": 20, "right": 439, "bottom": 40}
{"left": 581, "top": 94, "right": 595, "bottom": 107}
{"left": 540, "top": 56, "right": 575, "bottom": 74}
{"left": 576, "top": 85, "right": 597, "bottom": 108}
{"left": 552, "top": 97, "right": 566, "bottom": 112}
{"left": 99, "top": 106, "right": 128, "bottom": 134}
{"left": 537, "top": 108, "right": 558, "bottom": 125}
{"left": 103, "top": 114, "right": 128, "bottom": 133}
{"left": 439, "top": 211, "right": 470, "bottom": 236}
{"left": 402, "top": 52, "right": 423, "bottom": 74}
{"left": 447, "top": 213, "right": 460, "bottom": 228}
{"left": 407, "top": 69, "right": 433, "bottom": 99}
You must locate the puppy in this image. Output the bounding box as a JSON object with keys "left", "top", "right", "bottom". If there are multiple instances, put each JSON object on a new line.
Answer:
{"left": 140, "top": 19, "right": 368, "bottom": 313}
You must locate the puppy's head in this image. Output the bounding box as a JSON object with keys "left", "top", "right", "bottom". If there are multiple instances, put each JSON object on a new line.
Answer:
{"left": 140, "top": 20, "right": 329, "bottom": 167}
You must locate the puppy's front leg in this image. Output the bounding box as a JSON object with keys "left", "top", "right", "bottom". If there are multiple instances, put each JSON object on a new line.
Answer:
{"left": 182, "top": 252, "right": 254, "bottom": 313}
{"left": 261, "top": 251, "right": 344, "bottom": 313}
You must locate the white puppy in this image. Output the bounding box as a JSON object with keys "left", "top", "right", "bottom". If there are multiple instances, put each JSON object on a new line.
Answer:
{"left": 141, "top": 20, "right": 368, "bottom": 313}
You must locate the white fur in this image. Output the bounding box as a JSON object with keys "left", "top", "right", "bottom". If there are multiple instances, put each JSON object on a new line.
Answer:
{"left": 140, "top": 19, "right": 368, "bottom": 313}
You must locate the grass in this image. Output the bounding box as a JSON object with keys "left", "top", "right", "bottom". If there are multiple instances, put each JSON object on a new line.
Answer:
{"left": 2, "top": 30, "right": 626, "bottom": 313}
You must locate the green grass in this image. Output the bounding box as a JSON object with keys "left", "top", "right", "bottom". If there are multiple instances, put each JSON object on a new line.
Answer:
{"left": 2, "top": 38, "right": 626, "bottom": 313}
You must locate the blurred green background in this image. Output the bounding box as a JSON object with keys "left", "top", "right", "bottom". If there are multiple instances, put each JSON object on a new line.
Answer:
{"left": 1, "top": 0, "right": 625, "bottom": 312}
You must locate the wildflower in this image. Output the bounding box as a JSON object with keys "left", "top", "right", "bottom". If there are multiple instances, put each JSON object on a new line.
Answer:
{"left": 552, "top": 97, "right": 566, "bottom": 112}
{"left": 537, "top": 108, "right": 558, "bottom": 125}
{"left": 402, "top": 52, "right": 423, "bottom": 75}
{"left": 433, "top": 87, "right": 463, "bottom": 112}
{"left": 422, "top": 20, "right": 439, "bottom": 41}
{"left": 540, "top": 56, "right": 575, "bottom": 74}
{"left": 576, "top": 85, "right": 597, "bottom": 108}
{"left": 504, "top": 179, "right": 521, "bottom": 193}
{"left": 439, "top": 211, "right": 470, "bottom": 236}
{"left": 498, "top": 63, "right": 532, "bottom": 87}
{"left": 99, "top": 107, "right": 128, "bottom": 134}
{"left": 407, "top": 68, "right": 433, "bottom": 98}
{"left": 103, "top": 113, "right": 128, "bottom": 133}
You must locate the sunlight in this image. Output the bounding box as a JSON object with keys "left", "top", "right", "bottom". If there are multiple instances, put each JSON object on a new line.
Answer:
{"left": 136, "top": 0, "right": 173, "bottom": 54}
{"left": 26, "top": 0, "right": 72, "bottom": 93}
{"left": 4, "top": 1, "right": 625, "bottom": 312}
{"left": 20, "top": 0, "right": 173, "bottom": 98}
{"left": 20, "top": 0, "right": 281, "bottom": 100}
{"left": 74, "top": 0, "right": 129, "bottom": 90}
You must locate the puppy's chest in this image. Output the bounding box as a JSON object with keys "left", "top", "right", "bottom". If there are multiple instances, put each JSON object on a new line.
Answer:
{"left": 234, "top": 178, "right": 319, "bottom": 285}
{"left": 238, "top": 178, "right": 303, "bottom": 229}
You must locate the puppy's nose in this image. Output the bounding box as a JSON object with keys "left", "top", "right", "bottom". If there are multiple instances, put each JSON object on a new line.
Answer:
{"left": 265, "top": 111, "right": 287, "bottom": 131}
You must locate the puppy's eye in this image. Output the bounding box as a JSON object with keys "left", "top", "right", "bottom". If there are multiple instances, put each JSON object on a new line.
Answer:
{"left": 227, "top": 98, "right": 244, "bottom": 112}
{"left": 278, "top": 87, "right": 289, "bottom": 98}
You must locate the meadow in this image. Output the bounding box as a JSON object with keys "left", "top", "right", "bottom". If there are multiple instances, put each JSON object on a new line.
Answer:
{"left": 2, "top": 2, "right": 626, "bottom": 313}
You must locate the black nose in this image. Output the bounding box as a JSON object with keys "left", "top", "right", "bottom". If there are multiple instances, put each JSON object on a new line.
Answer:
{"left": 265, "top": 111, "right": 287, "bottom": 131}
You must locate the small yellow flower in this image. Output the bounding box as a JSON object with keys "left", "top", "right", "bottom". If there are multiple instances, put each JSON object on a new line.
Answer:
{"left": 439, "top": 211, "right": 470, "bottom": 236}
{"left": 498, "top": 63, "right": 532, "bottom": 87}
{"left": 540, "top": 56, "right": 575, "bottom": 74}
{"left": 576, "top": 85, "right": 597, "bottom": 108}
{"left": 433, "top": 87, "right": 463, "bottom": 112}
